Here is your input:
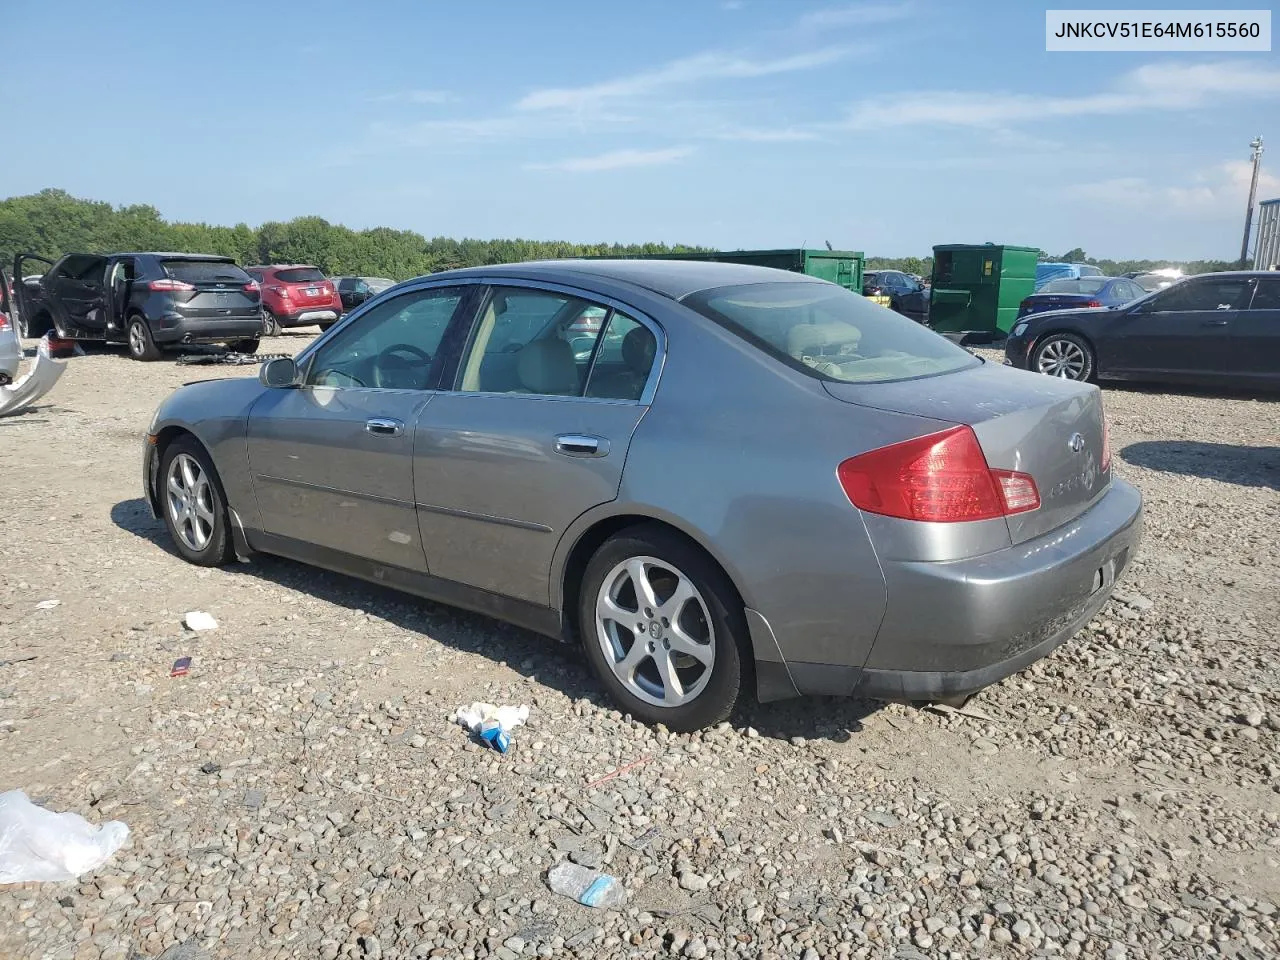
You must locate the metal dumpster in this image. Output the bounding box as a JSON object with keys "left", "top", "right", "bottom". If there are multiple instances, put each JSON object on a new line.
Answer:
{"left": 594, "top": 248, "right": 867, "bottom": 295}
{"left": 928, "top": 244, "right": 1039, "bottom": 340}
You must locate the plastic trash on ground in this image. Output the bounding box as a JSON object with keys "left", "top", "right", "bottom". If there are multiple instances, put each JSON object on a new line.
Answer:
{"left": 547, "top": 862, "right": 628, "bottom": 908}
{"left": 455, "top": 702, "right": 530, "bottom": 753}
{"left": 0, "top": 333, "right": 79, "bottom": 418}
{"left": 182, "top": 611, "right": 217, "bottom": 632}
{"left": 0, "top": 790, "right": 129, "bottom": 883}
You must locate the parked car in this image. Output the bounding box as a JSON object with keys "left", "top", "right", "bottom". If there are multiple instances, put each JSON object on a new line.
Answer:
{"left": 12, "top": 253, "right": 263, "bottom": 361}
{"left": 1131, "top": 272, "right": 1179, "bottom": 292}
{"left": 1005, "top": 271, "right": 1279, "bottom": 388}
{"left": 1016, "top": 277, "right": 1145, "bottom": 319}
{"left": 863, "top": 270, "right": 930, "bottom": 324}
{"left": 1034, "top": 262, "right": 1104, "bottom": 290}
{"left": 334, "top": 276, "right": 397, "bottom": 313}
{"left": 143, "top": 260, "right": 1142, "bottom": 730}
{"left": 0, "top": 268, "right": 19, "bottom": 385}
{"left": 247, "top": 265, "right": 343, "bottom": 334}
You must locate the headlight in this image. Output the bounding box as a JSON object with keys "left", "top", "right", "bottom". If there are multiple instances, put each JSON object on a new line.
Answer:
{"left": 1012, "top": 321, "right": 1029, "bottom": 337}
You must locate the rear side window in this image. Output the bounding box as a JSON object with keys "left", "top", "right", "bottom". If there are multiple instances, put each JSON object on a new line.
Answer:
{"left": 163, "top": 260, "right": 251, "bottom": 284}
{"left": 276, "top": 267, "right": 326, "bottom": 283}
{"left": 1250, "top": 278, "right": 1280, "bottom": 310}
{"left": 685, "top": 281, "right": 979, "bottom": 384}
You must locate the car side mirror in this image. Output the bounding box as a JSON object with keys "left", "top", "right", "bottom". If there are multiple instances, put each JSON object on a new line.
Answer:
{"left": 260, "top": 356, "right": 299, "bottom": 388}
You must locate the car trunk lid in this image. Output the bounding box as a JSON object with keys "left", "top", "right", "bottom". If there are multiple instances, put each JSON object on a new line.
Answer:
{"left": 824, "top": 361, "right": 1109, "bottom": 544}
{"left": 162, "top": 260, "right": 261, "bottom": 319}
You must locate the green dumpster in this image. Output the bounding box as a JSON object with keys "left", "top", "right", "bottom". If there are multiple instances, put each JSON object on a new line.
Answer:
{"left": 594, "top": 248, "right": 866, "bottom": 294}
{"left": 928, "top": 244, "right": 1038, "bottom": 339}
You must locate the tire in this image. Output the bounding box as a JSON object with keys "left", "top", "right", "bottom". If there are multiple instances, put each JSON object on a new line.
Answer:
{"left": 1031, "top": 332, "right": 1094, "bottom": 382}
{"left": 578, "top": 526, "right": 746, "bottom": 731}
{"left": 317, "top": 321, "right": 335, "bottom": 333}
{"left": 262, "top": 309, "right": 282, "bottom": 337}
{"left": 229, "top": 337, "right": 260, "bottom": 354}
{"left": 127, "top": 316, "right": 162, "bottom": 361}
{"left": 158, "top": 436, "right": 235, "bottom": 567}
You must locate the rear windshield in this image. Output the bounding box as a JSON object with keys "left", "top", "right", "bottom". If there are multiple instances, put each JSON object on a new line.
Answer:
{"left": 276, "top": 268, "right": 326, "bottom": 283}
{"left": 163, "top": 260, "right": 251, "bottom": 284}
{"left": 685, "top": 281, "right": 979, "bottom": 384}
{"left": 1040, "top": 278, "right": 1108, "bottom": 295}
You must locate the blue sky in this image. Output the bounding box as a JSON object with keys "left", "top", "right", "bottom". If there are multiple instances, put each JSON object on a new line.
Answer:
{"left": 5, "top": 0, "right": 1277, "bottom": 259}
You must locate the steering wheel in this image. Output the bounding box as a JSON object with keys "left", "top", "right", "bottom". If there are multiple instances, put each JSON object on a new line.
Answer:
{"left": 373, "top": 343, "right": 432, "bottom": 389}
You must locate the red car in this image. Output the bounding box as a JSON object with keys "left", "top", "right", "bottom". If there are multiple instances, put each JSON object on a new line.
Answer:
{"left": 246, "top": 265, "right": 342, "bottom": 334}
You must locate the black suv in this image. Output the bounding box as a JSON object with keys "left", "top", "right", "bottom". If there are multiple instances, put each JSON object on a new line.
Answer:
{"left": 334, "top": 276, "right": 397, "bottom": 312}
{"left": 863, "top": 270, "right": 931, "bottom": 325}
{"left": 13, "top": 252, "right": 263, "bottom": 361}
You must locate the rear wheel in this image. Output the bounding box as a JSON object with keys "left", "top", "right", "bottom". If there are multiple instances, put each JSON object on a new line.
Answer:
{"left": 262, "top": 309, "right": 282, "bottom": 337}
{"left": 317, "top": 321, "right": 335, "bottom": 333}
{"left": 229, "top": 337, "right": 260, "bottom": 354}
{"left": 578, "top": 527, "right": 745, "bottom": 731}
{"left": 159, "top": 436, "right": 234, "bottom": 567}
{"left": 127, "top": 317, "right": 161, "bottom": 361}
{"left": 1031, "top": 332, "right": 1094, "bottom": 382}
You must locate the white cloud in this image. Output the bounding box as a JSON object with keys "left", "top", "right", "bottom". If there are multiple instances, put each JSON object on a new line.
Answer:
{"left": 713, "top": 126, "right": 821, "bottom": 142}
{"left": 369, "top": 89, "right": 454, "bottom": 105}
{"left": 516, "top": 47, "right": 853, "bottom": 112}
{"left": 796, "top": 1, "right": 915, "bottom": 30}
{"left": 846, "top": 60, "right": 1280, "bottom": 128}
{"left": 527, "top": 147, "right": 696, "bottom": 173}
{"left": 1066, "top": 161, "right": 1280, "bottom": 214}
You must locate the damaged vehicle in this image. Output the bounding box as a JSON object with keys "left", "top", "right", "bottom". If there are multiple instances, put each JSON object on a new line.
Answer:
{"left": 0, "top": 334, "right": 80, "bottom": 417}
{"left": 0, "top": 269, "right": 20, "bottom": 385}
{"left": 13, "top": 253, "right": 264, "bottom": 361}
{"left": 144, "top": 259, "right": 1142, "bottom": 731}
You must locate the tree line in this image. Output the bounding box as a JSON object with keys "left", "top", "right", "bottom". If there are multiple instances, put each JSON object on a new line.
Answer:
{"left": 0, "top": 189, "right": 1237, "bottom": 282}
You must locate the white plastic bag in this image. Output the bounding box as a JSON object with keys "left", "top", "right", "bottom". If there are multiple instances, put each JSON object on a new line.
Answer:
{"left": 455, "top": 702, "right": 529, "bottom": 734}
{"left": 0, "top": 790, "right": 129, "bottom": 883}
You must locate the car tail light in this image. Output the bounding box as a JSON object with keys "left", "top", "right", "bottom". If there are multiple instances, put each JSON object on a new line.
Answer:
{"left": 243, "top": 281, "right": 260, "bottom": 294}
{"left": 0, "top": 312, "right": 9, "bottom": 331}
{"left": 1085, "top": 299, "right": 1102, "bottom": 308}
{"left": 149, "top": 278, "right": 195, "bottom": 292}
{"left": 837, "top": 425, "right": 1040, "bottom": 523}
{"left": 268, "top": 285, "right": 290, "bottom": 298}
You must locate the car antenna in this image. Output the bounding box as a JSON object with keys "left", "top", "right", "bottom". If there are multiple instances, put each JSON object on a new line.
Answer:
{"left": 825, "top": 240, "right": 833, "bottom": 251}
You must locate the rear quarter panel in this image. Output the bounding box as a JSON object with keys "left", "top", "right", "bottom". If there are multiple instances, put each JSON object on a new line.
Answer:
{"left": 555, "top": 298, "right": 955, "bottom": 677}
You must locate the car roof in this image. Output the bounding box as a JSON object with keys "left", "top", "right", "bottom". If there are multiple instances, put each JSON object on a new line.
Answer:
{"left": 249, "top": 264, "right": 322, "bottom": 271}
{"left": 427, "top": 258, "right": 827, "bottom": 300}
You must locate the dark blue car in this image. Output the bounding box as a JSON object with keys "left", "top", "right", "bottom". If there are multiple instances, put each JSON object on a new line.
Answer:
{"left": 1016, "top": 277, "right": 1146, "bottom": 320}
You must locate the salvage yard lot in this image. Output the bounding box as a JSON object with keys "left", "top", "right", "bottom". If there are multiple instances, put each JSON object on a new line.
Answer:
{"left": 0, "top": 335, "right": 1277, "bottom": 960}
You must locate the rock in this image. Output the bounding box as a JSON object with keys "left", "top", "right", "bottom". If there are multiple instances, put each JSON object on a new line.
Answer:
{"left": 678, "top": 870, "right": 709, "bottom": 892}
{"left": 1167, "top": 917, "right": 1194, "bottom": 938}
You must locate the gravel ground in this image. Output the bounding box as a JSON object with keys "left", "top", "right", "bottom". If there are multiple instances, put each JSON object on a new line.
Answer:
{"left": 1, "top": 336, "right": 1277, "bottom": 960}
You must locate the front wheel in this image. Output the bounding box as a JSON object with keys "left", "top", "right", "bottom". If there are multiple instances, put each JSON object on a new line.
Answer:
{"left": 578, "top": 527, "right": 745, "bottom": 731}
{"left": 127, "top": 317, "right": 162, "bottom": 361}
{"left": 158, "top": 436, "right": 234, "bottom": 566}
{"left": 1031, "top": 332, "right": 1094, "bottom": 382}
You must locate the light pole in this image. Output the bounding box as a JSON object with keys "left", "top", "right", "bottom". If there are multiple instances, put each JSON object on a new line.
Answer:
{"left": 1240, "top": 136, "right": 1264, "bottom": 267}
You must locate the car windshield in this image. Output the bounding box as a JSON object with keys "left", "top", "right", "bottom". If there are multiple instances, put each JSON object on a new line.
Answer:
{"left": 276, "top": 268, "right": 327, "bottom": 283}
{"left": 1040, "top": 278, "right": 1108, "bottom": 295}
{"left": 685, "top": 281, "right": 979, "bottom": 384}
{"left": 366, "top": 278, "right": 396, "bottom": 292}
{"left": 162, "top": 260, "right": 251, "bottom": 284}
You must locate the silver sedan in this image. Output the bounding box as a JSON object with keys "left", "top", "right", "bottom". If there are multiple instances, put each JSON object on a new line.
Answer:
{"left": 143, "top": 260, "right": 1142, "bottom": 731}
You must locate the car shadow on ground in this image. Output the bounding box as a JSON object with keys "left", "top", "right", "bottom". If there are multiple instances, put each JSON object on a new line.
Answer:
{"left": 1120, "top": 441, "right": 1279, "bottom": 490}
{"left": 109, "top": 498, "right": 879, "bottom": 743}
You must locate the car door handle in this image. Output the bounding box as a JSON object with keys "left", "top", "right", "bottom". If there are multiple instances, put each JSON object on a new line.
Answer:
{"left": 555, "top": 434, "right": 609, "bottom": 458}
{"left": 366, "top": 417, "right": 404, "bottom": 437}
{"left": 1201, "top": 318, "right": 1229, "bottom": 327}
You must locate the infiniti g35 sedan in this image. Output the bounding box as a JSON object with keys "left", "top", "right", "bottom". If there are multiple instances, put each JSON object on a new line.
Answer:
{"left": 143, "top": 259, "right": 1142, "bottom": 731}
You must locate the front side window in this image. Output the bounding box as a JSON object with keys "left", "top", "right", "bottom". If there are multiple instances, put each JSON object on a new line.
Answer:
{"left": 685, "top": 281, "right": 978, "bottom": 384}
{"left": 306, "top": 286, "right": 467, "bottom": 390}
{"left": 1152, "top": 279, "right": 1250, "bottom": 313}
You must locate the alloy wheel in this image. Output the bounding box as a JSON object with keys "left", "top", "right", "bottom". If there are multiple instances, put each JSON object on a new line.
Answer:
{"left": 165, "top": 453, "right": 215, "bottom": 552}
{"left": 1037, "top": 338, "right": 1087, "bottom": 379}
{"left": 594, "top": 556, "right": 715, "bottom": 708}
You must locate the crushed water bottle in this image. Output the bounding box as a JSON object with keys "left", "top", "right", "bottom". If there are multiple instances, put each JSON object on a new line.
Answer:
{"left": 547, "top": 862, "right": 628, "bottom": 908}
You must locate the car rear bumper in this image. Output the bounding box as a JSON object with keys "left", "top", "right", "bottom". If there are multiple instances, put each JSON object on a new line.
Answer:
{"left": 279, "top": 309, "right": 339, "bottom": 326}
{"left": 150, "top": 313, "right": 263, "bottom": 344}
{"left": 781, "top": 479, "right": 1142, "bottom": 703}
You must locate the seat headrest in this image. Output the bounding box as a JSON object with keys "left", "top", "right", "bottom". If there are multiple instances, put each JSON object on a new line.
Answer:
{"left": 517, "top": 338, "right": 579, "bottom": 395}
{"left": 786, "top": 322, "right": 860, "bottom": 360}
{"left": 621, "top": 326, "right": 657, "bottom": 375}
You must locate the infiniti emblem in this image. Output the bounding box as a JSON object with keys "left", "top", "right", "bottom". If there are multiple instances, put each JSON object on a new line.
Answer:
{"left": 1068, "top": 432, "right": 1085, "bottom": 453}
